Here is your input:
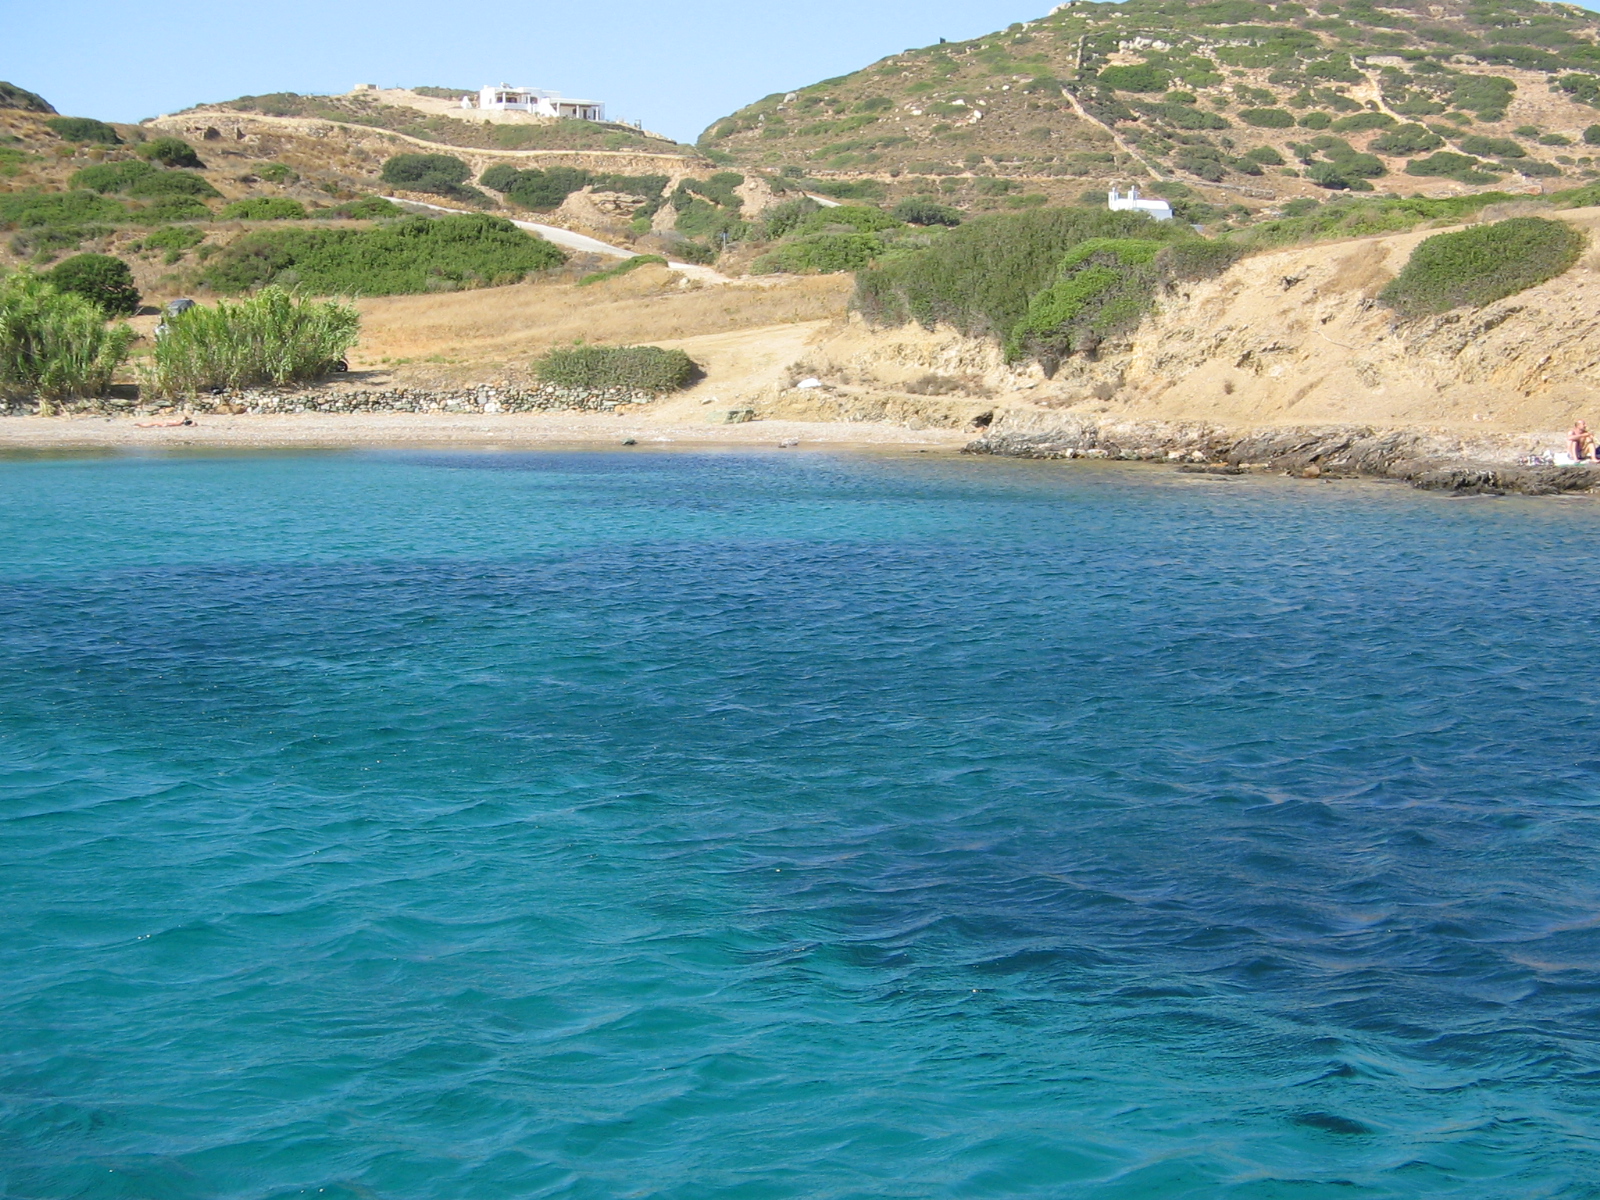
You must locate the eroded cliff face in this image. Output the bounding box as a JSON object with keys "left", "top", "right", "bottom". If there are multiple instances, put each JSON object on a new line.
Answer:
{"left": 777, "top": 206, "right": 1600, "bottom": 439}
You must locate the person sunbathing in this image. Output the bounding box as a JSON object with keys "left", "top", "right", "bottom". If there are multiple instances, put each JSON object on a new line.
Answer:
{"left": 134, "top": 417, "right": 194, "bottom": 428}
{"left": 1569, "top": 421, "right": 1596, "bottom": 462}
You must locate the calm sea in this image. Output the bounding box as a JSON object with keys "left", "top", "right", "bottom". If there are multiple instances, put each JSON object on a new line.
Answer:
{"left": 2, "top": 450, "right": 1598, "bottom": 1199}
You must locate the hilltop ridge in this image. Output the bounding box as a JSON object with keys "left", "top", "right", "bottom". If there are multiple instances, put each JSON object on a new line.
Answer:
{"left": 703, "top": 0, "right": 1600, "bottom": 220}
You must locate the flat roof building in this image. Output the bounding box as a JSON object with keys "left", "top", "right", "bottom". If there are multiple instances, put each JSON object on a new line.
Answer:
{"left": 463, "top": 86, "right": 604, "bottom": 123}
{"left": 1108, "top": 186, "right": 1174, "bottom": 222}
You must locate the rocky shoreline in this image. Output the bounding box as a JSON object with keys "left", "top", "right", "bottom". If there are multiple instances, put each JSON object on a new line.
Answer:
{"left": 1, "top": 384, "right": 657, "bottom": 419}
{"left": 966, "top": 415, "right": 1600, "bottom": 497}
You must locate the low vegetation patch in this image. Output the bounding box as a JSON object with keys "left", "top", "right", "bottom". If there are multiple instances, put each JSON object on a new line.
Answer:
{"left": 1380, "top": 217, "right": 1586, "bottom": 319}
{"left": 534, "top": 344, "right": 698, "bottom": 393}
{"left": 198, "top": 214, "right": 567, "bottom": 295}
{"left": 220, "top": 198, "right": 309, "bottom": 221}
{"left": 480, "top": 165, "right": 669, "bottom": 215}
{"left": 1237, "top": 192, "right": 1517, "bottom": 248}
{"left": 577, "top": 255, "right": 668, "bottom": 286}
{"left": 753, "top": 233, "right": 888, "bottom": 275}
{"left": 146, "top": 287, "right": 359, "bottom": 395}
{"left": 45, "top": 117, "right": 121, "bottom": 144}
{"left": 0, "top": 271, "right": 135, "bottom": 404}
{"left": 138, "top": 138, "right": 204, "bottom": 168}
{"left": 380, "top": 154, "right": 489, "bottom": 205}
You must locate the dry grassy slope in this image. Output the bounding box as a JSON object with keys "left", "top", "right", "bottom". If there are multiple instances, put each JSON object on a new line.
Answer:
{"left": 788, "top": 205, "right": 1600, "bottom": 435}
{"left": 705, "top": 0, "right": 1600, "bottom": 218}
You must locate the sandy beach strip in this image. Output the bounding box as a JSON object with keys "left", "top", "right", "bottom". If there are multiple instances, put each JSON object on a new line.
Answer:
{"left": 0, "top": 412, "right": 970, "bottom": 453}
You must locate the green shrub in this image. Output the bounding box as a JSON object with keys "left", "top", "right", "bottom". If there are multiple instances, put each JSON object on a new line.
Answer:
{"left": 0, "top": 189, "right": 127, "bottom": 228}
{"left": 1298, "top": 111, "right": 1333, "bottom": 129}
{"left": 893, "top": 198, "right": 963, "bottom": 226}
{"left": 1133, "top": 101, "right": 1231, "bottom": 130}
{"left": 1098, "top": 64, "right": 1171, "bottom": 92}
{"left": 255, "top": 163, "right": 296, "bottom": 184}
{"left": 139, "top": 225, "right": 205, "bottom": 263}
{"left": 1330, "top": 111, "right": 1395, "bottom": 132}
{"left": 1241, "top": 193, "right": 1516, "bottom": 249}
{"left": 71, "top": 160, "right": 157, "bottom": 193}
{"left": 1550, "top": 182, "right": 1600, "bottom": 208}
{"left": 1380, "top": 217, "right": 1586, "bottom": 319}
{"left": 146, "top": 287, "right": 359, "bottom": 395}
{"left": 805, "top": 178, "right": 887, "bottom": 202}
{"left": 577, "top": 255, "right": 668, "bottom": 286}
{"left": 752, "top": 233, "right": 886, "bottom": 274}
{"left": 1557, "top": 73, "right": 1600, "bottom": 107}
{"left": 760, "top": 197, "right": 823, "bottom": 238}
{"left": 797, "top": 205, "right": 900, "bottom": 235}
{"left": 1006, "top": 238, "right": 1167, "bottom": 362}
{"left": 380, "top": 153, "right": 487, "bottom": 204}
{"left": 1159, "top": 239, "right": 1248, "bottom": 280}
{"left": 9, "top": 226, "right": 93, "bottom": 260}
{"left": 1242, "top": 145, "right": 1286, "bottom": 166}
{"left": 46, "top": 254, "right": 139, "bottom": 316}
{"left": 138, "top": 137, "right": 203, "bottom": 168}
{"left": 220, "top": 197, "right": 308, "bottom": 220}
{"left": 1406, "top": 152, "right": 1499, "bottom": 183}
{"left": 1369, "top": 124, "right": 1444, "bottom": 155}
{"left": 479, "top": 164, "right": 523, "bottom": 193}
{"left": 136, "top": 196, "right": 213, "bottom": 222}
{"left": 198, "top": 214, "right": 567, "bottom": 295}
{"left": 45, "top": 117, "right": 121, "bottom": 144}
{"left": 127, "top": 171, "right": 220, "bottom": 200}
{"left": 854, "top": 206, "right": 1190, "bottom": 346}
{"left": 327, "top": 196, "right": 402, "bottom": 219}
{"left": 1239, "top": 107, "right": 1296, "bottom": 127}
{"left": 1586, "top": 125, "right": 1600, "bottom": 147}
{"left": 1457, "top": 134, "right": 1525, "bottom": 159}
{"left": 0, "top": 271, "right": 136, "bottom": 403}
{"left": 504, "top": 166, "right": 591, "bottom": 210}
{"left": 534, "top": 344, "right": 698, "bottom": 393}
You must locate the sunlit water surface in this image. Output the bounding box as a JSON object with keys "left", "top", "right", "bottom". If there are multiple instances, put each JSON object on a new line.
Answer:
{"left": 2, "top": 450, "right": 1598, "bottom": 1199}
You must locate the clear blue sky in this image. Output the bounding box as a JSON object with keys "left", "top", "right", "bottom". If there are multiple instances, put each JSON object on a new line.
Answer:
{"left": 8, "top": 0, "right": 1059, "bottom": 142}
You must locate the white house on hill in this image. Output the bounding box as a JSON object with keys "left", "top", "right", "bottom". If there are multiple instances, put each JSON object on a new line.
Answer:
{"left": 1108, "top": 186, "right": 1174, "bottom": 222}
{"left": 463, "top": 86, "right": 605, "bottom": 122}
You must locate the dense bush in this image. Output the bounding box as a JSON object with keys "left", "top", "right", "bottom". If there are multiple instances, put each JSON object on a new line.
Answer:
{"left": 577, "top": 255, "right": 668, "bottom": 286}
{"left": 255, "top": 163, "right": 296, "bottom": 184}
{"left": 1329, "top": 111, "right": 1395, "bottom": 133}
{"left": 752, "top": 233, "right": 886, "bottom": 275}
{"left": 1239, "top": 107, "right": 1296, "bottom": 128}
{"left": 327, "top": 196, "right": 402, "bottom": 219}
{"left": 146, "top": 287, "right": 359, "bottom": 395}
{"left": 45, "top": 117, "right": 121, "bottom": 144}
{"left": 71, "top": 160, "right": 157, "bottom": 193}
{"left": 759, "top": 197, "right": 823, "bottom": 238}
{"left": 1297, "top": 111, "right": 1333, "bottom": 129}
{"left": 1380, "top": 217, "right": 1586, "bottom": 319}
{"left": 0, "top": 271, "right": 135, "bottom": 403}
{"left": 137, "top": 225, "right": 205, "bottom": 263}
{"left": 1239, "top": 192, "right": 1516, "bottom": 248}
{"left": 1132, "top": 101, "right": 1230, "bottom": 130}
{"left": 483, "top": 166, "right": 668, "bottom": 213}
{"left": 1457, "top": 134, "right": 1525, "bottom": 159}
{"left": 804, "top": 178, "right": 887, "bottom": 202}
{"left": 138, "top": 137, "right": 204, "bottom": 168}
{"left": 198, "top": 214, "right": 568, "bottom": 295}
{"left": 1006, "top": 238, "right": 1167, "bottom": 363}
{"left": 126, "top": 171, "right": 220, "bottom": 200}
{"left": 797, "top": 206, "right": 900, "bottom": 235}
{"left": 855, "top": 207, "right": 1190, "bottom": 349}
{"left": 0, "top": 189, "right": 127, "bottom": 228}
{"left": 534, "top": 344, "right": 698, "bottom": 393}
{"left": 1587, "top": 125, "right": 1600, "bottom": 147}
{"left": 1406, "top": 152, "right": 1499, "bottom": 183}
{"left": 380, "top": 153, "right": 487, "bottom": 204}
{"left": 136, "top": 196, "right": 213, "bottom": 222}
{"left": 220, "top": 197, "right": 308, "bottom": 220}
{"left": 1241, "top": 145, "right": 1286, "bottom": 167}
{"left": 46, "top": 254, "right": 140, "bottom": 316}
{"left": 893, "top": 198, "right": 962, "bottom": 226}
{"left": 1098, "top": 64, "right": 1171, "bottom": 93}
{"left": 1369, "top": 124, "right": 1444, "bottom": 155}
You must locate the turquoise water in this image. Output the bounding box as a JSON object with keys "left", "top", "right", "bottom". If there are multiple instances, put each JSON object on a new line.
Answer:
{"left": 2, "top": 450, "right": 1599, "bottom": 1200}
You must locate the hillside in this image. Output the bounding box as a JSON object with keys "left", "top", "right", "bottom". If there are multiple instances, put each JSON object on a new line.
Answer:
{"left": 703, "top": 0, "right": 1600, "bottom": 221}
{"left": 0, "top": 83, "right": 767, "bottom": 304}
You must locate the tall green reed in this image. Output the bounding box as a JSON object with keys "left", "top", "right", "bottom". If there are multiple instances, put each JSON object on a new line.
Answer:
{"left": 0, "top": 271, "right": 136, "bottom": 411}
{"left": 146, "top": 287, "right": 359, "bottom": 396}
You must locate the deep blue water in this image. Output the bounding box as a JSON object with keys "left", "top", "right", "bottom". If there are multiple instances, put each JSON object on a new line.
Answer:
{"left": 2, "top": 449, "right": 1598, "bottom": 1200}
